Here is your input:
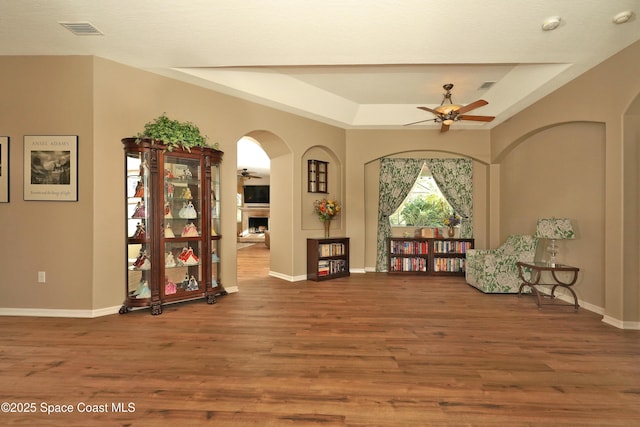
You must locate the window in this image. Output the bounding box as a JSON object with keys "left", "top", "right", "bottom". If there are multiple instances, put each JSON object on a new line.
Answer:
{"left": 388, "top": 165, "right": 452, "bottom": 227}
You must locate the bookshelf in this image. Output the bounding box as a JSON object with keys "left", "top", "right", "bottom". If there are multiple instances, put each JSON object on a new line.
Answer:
{"left": 307, "top": 237, "right": 350, "bottom": 281}
{"left": 387, "top": 237, "right": 474, "bottom": 276}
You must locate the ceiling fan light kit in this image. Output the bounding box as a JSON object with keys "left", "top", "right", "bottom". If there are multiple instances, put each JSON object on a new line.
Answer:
{"left": 434, "top": 105, "right": 461, "bottom": 115}
{"left": 407, "top": 83, "right": 495, "bottom": 132}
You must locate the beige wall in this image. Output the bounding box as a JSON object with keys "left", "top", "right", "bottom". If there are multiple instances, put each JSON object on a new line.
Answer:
{"left": 0, "top": 56, "right": 94, "bottom": 311}
{"left": 1, "top": 39, "right": 639, "bottom": 327}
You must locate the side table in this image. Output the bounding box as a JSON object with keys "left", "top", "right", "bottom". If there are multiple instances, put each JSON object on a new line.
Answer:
{"left": 516, "top": 261, "right": 580, "bottom": 310}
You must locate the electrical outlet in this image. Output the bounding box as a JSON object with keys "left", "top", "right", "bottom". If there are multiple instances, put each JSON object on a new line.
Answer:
{"left": 38, "top": 271, "right": 46, "bottom": 283}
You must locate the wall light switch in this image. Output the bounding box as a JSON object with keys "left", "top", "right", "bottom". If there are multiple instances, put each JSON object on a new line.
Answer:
{"left": 38, "top": 271, "right": 46, "bottom": 283}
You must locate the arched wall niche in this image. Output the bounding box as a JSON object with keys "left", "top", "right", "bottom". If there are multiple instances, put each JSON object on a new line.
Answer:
{"left": 497, "top": 121, "right": 606, "bottom": 309}
{"left": 302, "top": 145, "right": 342, "bottom": 232}
{"left": 492, "top": 120, "right": 605, "bottom": 164}
{"left": 362, "top": 149, "right": 489, "bottom": 270}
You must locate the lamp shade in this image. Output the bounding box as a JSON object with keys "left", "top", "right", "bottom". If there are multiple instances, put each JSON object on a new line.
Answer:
{"left": 534, "top": 218, "right": 575, "bottom": 240}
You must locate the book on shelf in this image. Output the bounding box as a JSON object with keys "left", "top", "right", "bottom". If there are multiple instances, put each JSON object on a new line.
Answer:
{"left": 389, "top": 240, "right": 429, "bottom": 255}
{"left": 318, "top": 243, "right": 345, "bottom": 257}
{"left": 433, "top": 240, "right": 472, "bottom": 254}
{"left": 389, "top": 256, "right": 428, "bottom": 272}
{"left": 433, "top": 257, "right": 466, "bottom": 272}
{"left": 317, "top": 259, "right": 347, "bottom": 275}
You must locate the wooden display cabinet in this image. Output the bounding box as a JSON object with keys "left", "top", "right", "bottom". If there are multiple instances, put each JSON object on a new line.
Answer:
{"left": 121, "top": 138, "right": 225, "bottom": 315}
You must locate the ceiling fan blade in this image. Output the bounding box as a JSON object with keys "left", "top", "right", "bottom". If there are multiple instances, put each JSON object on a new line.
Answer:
{"left": 440, "top": 123, "right": 450, "bottom": 133}
{"left": 456, "top": 99, "right": 488, "bottom": 115}
{"left": 238, "top": 168, "right": 262, "bottom": 178}
{"left": 458, "top": 114, "right": 495, "bottom": 122}
{"left": 404, "top": 118, "right": 435, "bottom": 126}
{"left": 417, "top": 106, "right": 440, "bottom": 115}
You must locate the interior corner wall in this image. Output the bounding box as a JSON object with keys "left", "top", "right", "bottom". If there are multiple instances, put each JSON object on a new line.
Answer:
{"left": 499, "top": 122, "right": 606, "bottom": 309}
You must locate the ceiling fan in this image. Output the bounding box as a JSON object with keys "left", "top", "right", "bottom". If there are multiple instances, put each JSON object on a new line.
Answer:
{"left": 238, "top": 168, "right": 261, "bottom": 180}
{"left": 406, "top": 83, "right": 495, "bottom": 132}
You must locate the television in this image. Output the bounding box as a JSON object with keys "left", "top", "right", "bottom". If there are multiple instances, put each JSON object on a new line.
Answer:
{"left": 243, "top": 185, "right": 270, "bottom": 204}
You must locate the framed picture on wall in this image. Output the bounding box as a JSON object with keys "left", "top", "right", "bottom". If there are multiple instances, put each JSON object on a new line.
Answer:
{"left": 0, "top": 136, "right": 9, "bottom": 203}
{"left": 23, "top": 135, "right": 78, "bottom": 201}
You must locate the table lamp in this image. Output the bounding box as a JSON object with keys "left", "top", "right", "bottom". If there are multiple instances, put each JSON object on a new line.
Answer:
{"left": 534, "top": 218, "right": 575, "bottom": 267}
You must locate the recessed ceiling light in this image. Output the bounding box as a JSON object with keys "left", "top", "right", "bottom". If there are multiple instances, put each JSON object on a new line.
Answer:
{"left": 613, "top": 11, "right": 634, "bottom": 24}
{"left": 541, "top": 16, "right": 561, "bottom": 31}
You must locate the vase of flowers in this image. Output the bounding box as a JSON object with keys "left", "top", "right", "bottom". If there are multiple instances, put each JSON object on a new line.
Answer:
{"left": 314, "top": 198, "right": 341, "bottom": 238}
{"left": 444, "top": 212, "right": 461, "bottom": 238}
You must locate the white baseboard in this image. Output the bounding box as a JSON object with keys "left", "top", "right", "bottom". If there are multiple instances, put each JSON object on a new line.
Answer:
{"left": 602, "top": 316, "right": 640, "bottom": 330}
{"left": 531, "top": 286, "right": 640, "bottom": 329}
{"left": 4, "top": 279, "right": 638, "bottom": 328}
{"left": 0, "top": 306, "right": 121, "bottom": 318}
{"left": 268, "top": 270, "right": 305, "bottom": 282}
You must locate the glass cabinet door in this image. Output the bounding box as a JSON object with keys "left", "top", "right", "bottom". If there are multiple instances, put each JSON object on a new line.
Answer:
{"left": 162, "top": 154, "right": 203, "bottom": 298}
{"left": 126, "top": 151, "right": 152, "bottom": 300}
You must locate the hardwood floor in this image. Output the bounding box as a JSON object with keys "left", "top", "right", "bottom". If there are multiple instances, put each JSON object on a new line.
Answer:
{"left": 1, "top": 243, "right": 639, "bottom": 426}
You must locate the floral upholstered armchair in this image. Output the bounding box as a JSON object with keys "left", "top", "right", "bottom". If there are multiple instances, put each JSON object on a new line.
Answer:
{"left": 465, "top": 235, "right": 538, "bottom": 293}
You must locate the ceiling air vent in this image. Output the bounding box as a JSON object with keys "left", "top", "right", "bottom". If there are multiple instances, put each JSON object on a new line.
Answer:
{"left": 59, "top": 22, "right": 103, "bottom": 36}
{"left": 478, "top": 81, "right": 496, "bottom": 90}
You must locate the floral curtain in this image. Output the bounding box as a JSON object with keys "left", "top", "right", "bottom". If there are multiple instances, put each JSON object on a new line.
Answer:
{"left": 375, "top": 158, "right": 425, "bottom": 271}
{"left": 425, "top": 158, "right": 473, "bottom": 238}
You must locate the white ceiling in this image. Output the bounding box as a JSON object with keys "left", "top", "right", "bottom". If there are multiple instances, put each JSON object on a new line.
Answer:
{"left": 237, "top": 137, "right": 270, "bottom": 178}
{"left": 2, "top": 1, "right": 640, "bottom": 136}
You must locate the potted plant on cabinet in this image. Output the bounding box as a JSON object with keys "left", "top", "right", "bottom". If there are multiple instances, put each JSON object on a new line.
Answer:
{"left": 134, "top": 113, "right": 218, "bottom": 151}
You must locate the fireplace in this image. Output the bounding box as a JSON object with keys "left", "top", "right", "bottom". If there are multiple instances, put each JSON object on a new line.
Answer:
{"left": 240, "top": 206, "right": 270, "bottom": 236}
{"left": 248, "top": 217, "right": 269, "bottom": 233}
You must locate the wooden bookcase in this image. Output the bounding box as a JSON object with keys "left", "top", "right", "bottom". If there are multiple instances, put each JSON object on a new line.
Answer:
{"left": 307, "top": 237, "right": 350, "bottom": 281}
{"left": 387, "top": 237, "right": 474, "bottom": 276}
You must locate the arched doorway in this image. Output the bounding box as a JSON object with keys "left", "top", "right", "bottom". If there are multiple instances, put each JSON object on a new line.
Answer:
{"left": 237, "top": 136, "right": 271, "bottom": 280}
{"left": 234, "top": 131, "right": 293, "bottom": 283}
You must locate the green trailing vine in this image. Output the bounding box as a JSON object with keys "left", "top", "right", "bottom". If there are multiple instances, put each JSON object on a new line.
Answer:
{"left": 135, "top": 113, "right": 217, "bottom": 151}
